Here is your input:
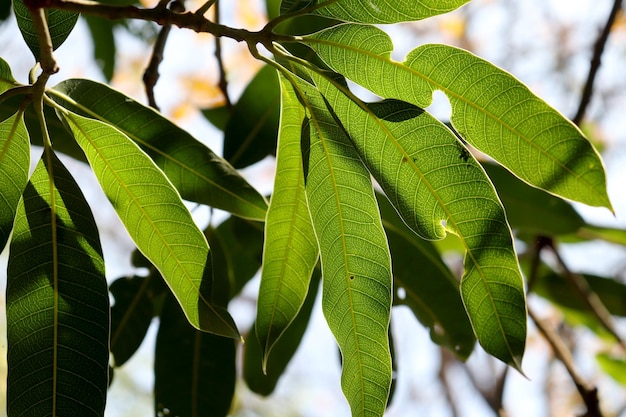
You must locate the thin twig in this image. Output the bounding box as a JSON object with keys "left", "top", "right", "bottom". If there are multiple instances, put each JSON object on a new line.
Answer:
{"left": 213, "top": 0, "right": 232, "bottom": 108}
{"left": 439, "top": 349, "right": 461, "bottom": 417}
{"left": 24, "top": 4, "right": 59, "bottom": 74}
{"left": 195, "top": 0, "right": 217, "bottom": 16}
{"left": 143, "top": 0, "right": 185, "bottom": 110}
{"left": 572, "top": 0, "right": 623, "bottom": 125}
{"left": 545, "top": 241, "right": 626, "bottom": 351}
{"left": 529, "top": 307, "right": 604, "bottom": 417}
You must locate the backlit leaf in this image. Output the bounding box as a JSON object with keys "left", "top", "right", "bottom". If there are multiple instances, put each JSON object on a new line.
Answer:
{"left": 305, "top": 24, "right": 612, "bottom": 210}
{"left": 7, "top": 149, "right": 109, "bottom": 417}
{"left": 0, "top": 57, "right": 19, "bottom": 92}
{"left": 59, "top": 109, "right": 239, "bottom": 338}
{"left": 50, "top": 79, "right": 268, "bottom": 221}
{"left": 311, "top": 72, "right": 526, "bottom": 370}
{"left": 280, "top": 0, "right": 470, "bottom": 24}
{"left": 0, "top": 110, "right": 30, "bottom": 251}
{"left": 256, "top": 73, "right": 319, "bottom": 369}
{"left": 289, "top": 73, "right": 393, "bottom": 417}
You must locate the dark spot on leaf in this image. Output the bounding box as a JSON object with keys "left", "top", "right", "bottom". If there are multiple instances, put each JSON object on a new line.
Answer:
{"left": 349, "top": 275, "right": 355, "bottom": 280}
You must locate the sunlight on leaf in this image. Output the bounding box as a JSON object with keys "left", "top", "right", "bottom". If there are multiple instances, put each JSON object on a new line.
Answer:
{"left": 7, "top": 150, "right": 109, "bottom": 416}
{"left": 59, "top": 109, "right": 239, "bottom": 338}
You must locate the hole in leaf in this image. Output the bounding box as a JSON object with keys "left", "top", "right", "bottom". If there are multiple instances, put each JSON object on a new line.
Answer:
{"left": 396, "top": 287, "right": 406, "bottom": 300}
{"left": 426, "top": 90, "right": 452, "bottom": 121}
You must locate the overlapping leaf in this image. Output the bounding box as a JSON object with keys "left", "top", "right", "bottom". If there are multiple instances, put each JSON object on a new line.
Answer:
{"left": 7, "top": 150, "right": 109, "bottom": 417}
{"left": 59, "top": 109, "right": 239, "bottom": 338}
{"left": 288, "top": 72, "right": 393, "bottom": 417}
{"left": 311, "top": 72, "right": 526, "bottom": 370}
{"left": 256, "top": 73, "right": 319, "bottom": 368}
{"left": 304, "top": 24, "right": 612, "bottom": 209}
{"left": 0, "top": 57, "right": 19, "bottom": 93}
{"left": 378, "top": 195, "right": 475, "bottom": 360}
{"left": 280, "top": 0, "right": 470, "bottom": 24}
{"left": 50, "top": 80, "right": 268, "bottom": 221}
{"left": 13, "top": 0, "right": 79, "bottom": 59}
{"left": 0, "top": 110, "right": 30, "bottom": 251}
{"left": 155, "top": 293, "right": 236, "bottom": 417}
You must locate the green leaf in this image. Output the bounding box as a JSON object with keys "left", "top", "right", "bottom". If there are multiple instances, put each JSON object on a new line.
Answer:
{"left": 535, "top": 272, "right": 626, "bottom": 317}
{"left": 574, "top": 225, "right": 626, "bottom": 246}
{"left": 245, "top": 269, "right": 321, "bottom": 396}
{"left": 50, "top": 79, "right": 268, "bottom": 221}
{"left": 13, "top": 0, "right": 79, "bottom": 59}
{"left": 378, "top": 195, "right": 476, "bottom": 360}
{"left": 201, "top": 105, "right": 230, "bottom": 131}
{"left": 0, "top": 57, "right": 19, "bottom": 93}
{"left": 110, "top": 275, "right": 163, "bottom": 367}
{"left": 224, "top": 65, "right": 280, "bottom": 168}
{"left": 481, "top": 161, "right": 585, "bottom": 235}
{"left": 311, "top": 72, "right": 526, "bottom": 370}
{"left": 290, "top": 73, "right": 393, "bottom": 417}
{"left": 59, "top": 108, "right": 239, "bottom": 338}
{"left": 255, "top": 73, "right": 319, "bottom": 369}
{"left": 596, "top": 353, "right": 626, "bottom": 386}
{"left": 305, "top": 24, "right": 612, "bottom": 210}
{"left": 280, "top": 0, "right": 469, "bottom": 24}
{"left": 6, "top": 149, "right": 109, "bottom": 417}
{"left": 155, "top": 293, "right": 236, "bottom": 417}
{"left": 84, "top": 15, "right": 116, "bottom": 81}
{"left": 0, "top": 110, "right": 30, "bottom": 252}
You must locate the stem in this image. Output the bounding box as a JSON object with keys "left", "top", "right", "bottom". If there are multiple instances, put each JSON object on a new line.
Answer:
{"left": 572, "top": 0, "right": 623, "bottom": 125}
{"left": 529, "top": 307, "right": 604, "bottom": 417}
{"left": 213, "top": 0, "right": 232, "bottom": 108}
{"left": 25, "top": 6, "right": 59, "bottom": 74}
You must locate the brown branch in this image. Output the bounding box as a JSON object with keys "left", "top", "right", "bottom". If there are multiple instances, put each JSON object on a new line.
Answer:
{"left": 213, "top": 0, "right": 232, "bottom": 108}
{"left": 529, "top": 307, "right": 604, "bottom": 417}
{"left": 572, "top": 0, "right": 623, "bottom": 125}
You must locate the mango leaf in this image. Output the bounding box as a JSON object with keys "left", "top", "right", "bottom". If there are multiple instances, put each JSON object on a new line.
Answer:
{"left": 6, "top": 149, "right": 109, "bottom": 417}
{"left": 378, "top": 195, "right": 475, "bottom": 360}
{"left": 110, "top": 274, "right": 164, "bottom": 367}
{"left": 534, "top": 272, "right": 626, "bottom": 317}
{"left": 0, "top": 110, "right": 30, "bottom": 251}
{"left": 245, "top": 269, "right": 321, "bottom": 396}
{"left": 59, "top": 109, "right": 239, "bottom": 338}
{"left": 311, "top": 71, "right": 526, "bottom": 370}
{"left": 256, "top": 73, "right": 319, "bottom": 368}
{"left": 84, "top": 15, "right": 116, "bottom": 81}
{"left": 223, "top": 65, "right": 280, "bottom": 168}
{"left": 155, "top": 293, "right": 236, "bottom": 417}
{"left": 13, "top": 0, "right": 79, "bottom": 59}
{"left": 280, "top": 0, "right": 470, "bottom": 24}
{"left": 304, "top": 24, "right": 612, "bottom": 210}
{"left": 201, "top": 105, "right": 230, "bottom": 131}
{"left": 481, "top": 161, "right": 585, "bottom": 235}
{"left": 49, "top": 79, "right": 268, "bottom": 221}
{"left": 0, "top": 57, "right": 19, "bottom": 93}
{"left": 289, "top": 73, "right": 393, "bottom": 417}
{"left": 574, "top": 225, "right": 626, "bottom": 246}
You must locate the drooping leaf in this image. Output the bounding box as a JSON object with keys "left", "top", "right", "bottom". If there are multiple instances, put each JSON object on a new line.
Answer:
{"left": 482, "top": 161, "right": 585, "bottom": 235}
{"left": 245, "top": 269, "right": 321, "bottom": 396}
{"left": 305, "top": 24, "right": 612, "bottom": 210}
{"left": 155, "top": 293, "right": 236, "bottom": 417}
{"left": 223, "top": 65, "right": 280, "bottom": 168}
{"left": 206, "top": 216, "right": 264, "bottom": 301}
{"left": 280, "top": 0, "right": 469, "bottom": 24}
{"left": 311, "top": 72, "right": 526, "bottom": 370}
{"left": 289, "top": 73, "right": 393, "bottom": 417}
{"left": 110, "top": 274, "right": 164, "bottom": 367}
{"left": 6, "top": 149, "right": 109, "bottom": 417}
{"left": 201, "top": 105, "right": 230, "bottom": 131}
{"left": 0, "top": 110, "right": 30, "bottom": 251}
{"left": 378, "top": 195, "right": 475, "bottom": 360}
{"left": 59, "top": 108, "right": 239, "bottom": 338}
{"left": 50, "top": 79, "right": 268, "bottom": 221}
{"left": 255, "top": 73, "right": 319, "bottom": 369}
{"left": 84, "top": 15, "right": 116, "bottom": 81}
{"left": 13, "top": 0, "right": 79, "bottom": 59}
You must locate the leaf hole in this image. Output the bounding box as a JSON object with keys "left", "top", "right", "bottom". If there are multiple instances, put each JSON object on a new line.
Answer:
{"left": 426, "top": 90, "right": 452, "bottom": 122}
{"left": 349, "top": 275, "right": 355, "bottom": 281}
{"left": 433, "top": 322, "right": 445, "bottom": 337}
{"left": 396, "top": 287, "right": 406, "bottom": 300}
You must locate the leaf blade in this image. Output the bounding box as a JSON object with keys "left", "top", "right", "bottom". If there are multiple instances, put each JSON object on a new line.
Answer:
{"left": 305, "top": 24, "right": 612, "bottom": 210}
{"left": 50, "top": 79, "right": 268, "bottom": 221}
{"left": 7, "top": 150, "right": 109, "bottom": 417}
{"left": 59, "top": 109, "right": 239, "bottom": 338}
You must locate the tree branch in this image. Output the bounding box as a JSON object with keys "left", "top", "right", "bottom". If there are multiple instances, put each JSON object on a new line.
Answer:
{"left": 572, "top": 0, "right": 623, "bottom": 125}
{"left": 213, "top": 0, "right": 232, "bottom": 108}
{"left": 529, "top": 307, "right": 604, "bottom": 417}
